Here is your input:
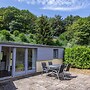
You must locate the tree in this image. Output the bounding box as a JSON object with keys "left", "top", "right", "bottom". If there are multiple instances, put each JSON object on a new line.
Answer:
{"left": 9, "top": 21, "right": 23, "bottom": 33}
{"left": 63, "top": 15, "right": 80, "bottom": 27}
{"left": 1, "top": 29, "right": 13, "bottom": 41}
{"left": 66, "top": 18, "right": 90, "bottom": 45}
{"left": 0, "top": 6, "right": 37, "bottom": 33}
{"left": 35, "top": 15, "right": 53, "bottom": 45}
{"left": 49, "top": 15, "right": 65, "bottom": 36}
{"left": 13, "top": 30, "right": 19, "bottom": 36}
{"left": 16, "top": 10, "right": 37, "bottom": 34}
{"left": 3, "top": 6, "right": 20, "bottom": 30}
{"left": 19, "top": 33, "right": 29, "bottom": 43}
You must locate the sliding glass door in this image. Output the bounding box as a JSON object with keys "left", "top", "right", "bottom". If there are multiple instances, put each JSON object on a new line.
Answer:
{"left": 15, "top": 48, "right": 25, "bottom": 72}
{"left": 15, "top": 48, "right": 36, "bottom": 76}
{"left": 28, "top": 49, "right": 32, "bottom": 70}
{"left": 28, "top": 49, "right": 36, "bottom": 71}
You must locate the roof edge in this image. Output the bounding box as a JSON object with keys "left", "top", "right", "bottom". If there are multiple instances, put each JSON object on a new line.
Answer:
{"left": 0, "top": 41, "right": 64, "bottom": 48}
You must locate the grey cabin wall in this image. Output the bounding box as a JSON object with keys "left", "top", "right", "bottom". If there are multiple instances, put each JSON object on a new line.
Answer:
{"left": 37, "top": 47, "right": 53, "bottom": 60}
{"left": 37, "top": 47, "right": 64, "bottom": 61}
{"left": 58, "top": 48, "right": 64, "bottom": 59}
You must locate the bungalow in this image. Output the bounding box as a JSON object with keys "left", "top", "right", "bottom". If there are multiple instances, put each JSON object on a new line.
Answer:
{"left": 0, "top": 42, "right": 64, "bottom": 80}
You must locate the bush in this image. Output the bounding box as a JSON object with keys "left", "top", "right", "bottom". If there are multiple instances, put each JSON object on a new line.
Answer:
{"left": 0, "top": 34, "right": 6, "bottom": 41}
{"left": 1, "top": 30, "right": 14, "bottom": 41}
{"left": 1, "top": 30, "right": 10, "bottom": 36}
{"left": 19, "top": 33, "right": 29, "bottom": 43}
{"left": 64, "top": 46, "right": 90, "bottom": 69}
{"left": 13, "top": 30, "right": 19, "bottom": 36}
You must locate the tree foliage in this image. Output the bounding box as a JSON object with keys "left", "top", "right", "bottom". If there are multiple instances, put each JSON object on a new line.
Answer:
{"left": 65, "top": 18, "right": 90, "bottom": 46}
{"left": 35, "top": 15, "right": 53, "bottom": 45}
{"left": 49, "top": 15, "right": 65, "bottom": 36}
{"left": 63, "top": 15, "right": 80, "bottom": 27}
{"left": 0, "top": 6, "right": 37, "bottom": 33}
{"left": 0, "top": 29, "right": 13, "bottom": 41}
{"left": 0, "top": 6, "right": 90, "bottom": 46}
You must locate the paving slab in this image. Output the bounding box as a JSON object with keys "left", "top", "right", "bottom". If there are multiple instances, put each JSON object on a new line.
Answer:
{"left": 0, "top": 72, "right": 90, "bottom": 90}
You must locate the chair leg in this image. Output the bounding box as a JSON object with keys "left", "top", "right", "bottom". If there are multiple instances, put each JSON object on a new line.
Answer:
{"left": 59, "top": 73, "right": 64, "bottom": 80}
{"left": 62, "top": 73, "right": 65, "bottom": 79}
{"left": 57, "top": 73, "right": 60, "bottom": 79}
{"left": 56, "top": 73, "right": 61, "bottom": 79}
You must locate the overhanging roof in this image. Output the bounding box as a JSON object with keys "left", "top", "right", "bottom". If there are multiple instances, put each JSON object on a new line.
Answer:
{"left": 0, "top": 42, "right": 64, "bottom": 49}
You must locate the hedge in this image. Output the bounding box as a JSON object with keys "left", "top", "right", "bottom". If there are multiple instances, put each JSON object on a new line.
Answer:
{"left": 64, "top": 46, "right": 90, "bottom": 69}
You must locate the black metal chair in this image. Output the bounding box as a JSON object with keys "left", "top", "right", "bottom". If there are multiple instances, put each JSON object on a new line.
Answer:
{"left": 48, "top": 62, "right": 52, "bottom": 65}
{"left": 64, "top": 64, "right": 71, "bottom": 77}
{"left": 65, "top": 64, "right": 71, "bottom": 71}
{"left": 42, "top": 62, "right": 48, "bottom": 73}
{"left": 52, "top": 64, "right": 65, "bottom": 79}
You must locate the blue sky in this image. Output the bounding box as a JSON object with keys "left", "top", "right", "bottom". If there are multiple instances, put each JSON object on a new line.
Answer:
{"left": 0, "top": 0, "right": 90, "bottom": 18}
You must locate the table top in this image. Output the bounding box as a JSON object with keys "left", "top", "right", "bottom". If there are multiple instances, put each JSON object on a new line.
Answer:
{"left": 49, "top": 64, "right": 61, "bottom": 67}
{"left": 48, "top": 64, "right": 61, "bottom": 70}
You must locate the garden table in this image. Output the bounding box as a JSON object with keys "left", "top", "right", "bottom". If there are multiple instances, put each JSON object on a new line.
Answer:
{"left": 48, "top": 64, "right": 61, "bottom": 70}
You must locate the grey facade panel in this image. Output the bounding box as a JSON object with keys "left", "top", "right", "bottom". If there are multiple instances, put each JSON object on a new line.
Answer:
{"left": 58, "top": 48, "right": 64, "bottom": 59}
{"left": 37, "top": 47, "right": 64, "bottom": 60}
{"left": 37, "top": 47, "right": 53, "bottom": 60}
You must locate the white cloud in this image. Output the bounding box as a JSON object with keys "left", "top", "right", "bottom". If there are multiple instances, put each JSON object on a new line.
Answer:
{"left": 17, "top": 0, "right": 90, "bottom": 11}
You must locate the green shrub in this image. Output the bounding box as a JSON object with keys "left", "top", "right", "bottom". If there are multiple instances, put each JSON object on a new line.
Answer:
{"left": 13, "top": 30, "right": 19, "bottom": 36}
{"left": 1, "top": 30, "right": 10, "bottom": 38}
{"left": 19, "top": 33, "right": 29, "bottom": 43}
{"left": 1, "top": 30, "right": 14, "bottom": 41}
{"left": 0, "top": 34, "right": 6, "bottom": 41}
{"left": 64, "top": 46, "right": 90, "bottom": 69}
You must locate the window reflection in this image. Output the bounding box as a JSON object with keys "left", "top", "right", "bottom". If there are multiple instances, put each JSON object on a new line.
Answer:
{"left": 28, "top": 49, "right": 32, "bottom": 70}
{"left": 15, "top": 48, "right": 25, "bottom": 72}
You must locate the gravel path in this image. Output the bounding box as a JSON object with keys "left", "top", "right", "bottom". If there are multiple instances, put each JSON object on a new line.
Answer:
{"left": 0, "top": 72, "right": 90, "bottom": 90}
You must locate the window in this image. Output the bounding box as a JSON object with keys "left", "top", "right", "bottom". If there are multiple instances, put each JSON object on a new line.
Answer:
{"left": 53, "top": 49, "right": 58, "bottom": 58}
{"left": 28, "top": 49, "right": 32, "bottom": 70}
{"left": 15, "top": 48, "right": 25, "bottom": 72}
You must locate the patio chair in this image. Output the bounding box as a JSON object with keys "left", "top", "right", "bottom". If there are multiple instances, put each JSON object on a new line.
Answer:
{"left": 52, "top": 64, "right": 65, "bottom": 79}
{"left": 48, "top": 62, "right": 52, "bottom": 65}
{"left": 42, "top": 62, "right": 48, "bottom": 73}
{"left": 65, "top": 64, "right": 71, "bottom": 71}
{"left": 64, "top": 64, "right": 71, "bottom": 77}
